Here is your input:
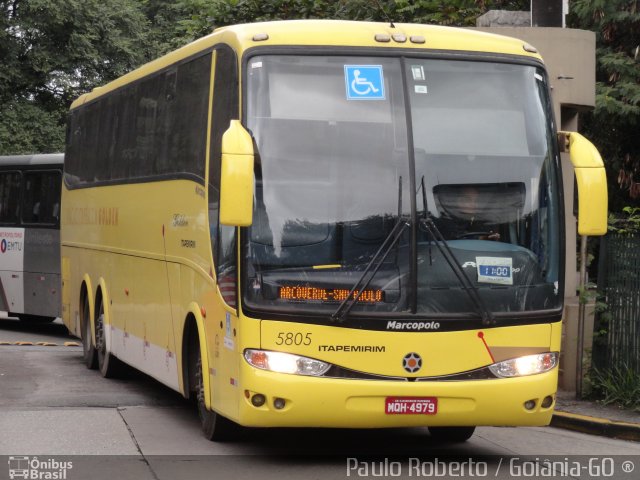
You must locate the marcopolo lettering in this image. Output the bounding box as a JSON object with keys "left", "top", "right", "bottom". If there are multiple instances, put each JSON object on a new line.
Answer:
{"left": 386, "top": 321, "right": 441, "bottom": 331}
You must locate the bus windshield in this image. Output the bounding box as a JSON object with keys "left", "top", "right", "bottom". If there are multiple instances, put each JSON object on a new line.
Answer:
{"left": 243, "top": 55, "right": 562, "bottom": 320}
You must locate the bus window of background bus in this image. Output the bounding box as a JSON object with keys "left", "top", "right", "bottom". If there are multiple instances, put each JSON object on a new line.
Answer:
{"left": 208, "top": 46, "right": 239, "bottom": 308}
{"left": 22, "top": 171, "right": 62, "bottom": 225}
{"left": 0, "top": 171, "right": 21, "bottom": 225}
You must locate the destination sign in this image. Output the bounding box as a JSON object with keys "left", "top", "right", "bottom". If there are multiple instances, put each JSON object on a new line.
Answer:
{"left": 278, "top": 285, "right": 383, "bottom": 303}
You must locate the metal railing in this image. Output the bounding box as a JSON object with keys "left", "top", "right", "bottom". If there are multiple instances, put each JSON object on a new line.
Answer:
{"left": 594, "top": 234, "right": 640, "bottom": 374}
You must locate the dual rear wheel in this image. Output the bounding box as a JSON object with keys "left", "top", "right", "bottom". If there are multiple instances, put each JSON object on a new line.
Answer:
{"left": 81, "top": 297, "right": 122, "bottom": 377}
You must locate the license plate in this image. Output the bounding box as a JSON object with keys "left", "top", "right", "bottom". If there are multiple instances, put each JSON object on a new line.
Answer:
{"left": 385, "top": 396, "right": 438, "bottom": 415}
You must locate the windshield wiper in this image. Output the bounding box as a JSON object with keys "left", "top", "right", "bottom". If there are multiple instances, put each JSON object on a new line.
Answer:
{"left": 331, "top": 177, "right": 408, "bottom": 323}
{"left": 418, "top": 177, "right": 496, "bottom": 326}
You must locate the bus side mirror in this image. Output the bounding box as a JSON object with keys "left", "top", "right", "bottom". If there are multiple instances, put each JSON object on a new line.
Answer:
{"left": 220, "top": 120, "right": 254, "bottom": 226}
{"left": 558, "top": 131, "right": 608, "bottom": 236}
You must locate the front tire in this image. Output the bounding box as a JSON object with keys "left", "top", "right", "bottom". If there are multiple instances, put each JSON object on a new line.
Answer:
{"left": 428, "top": 426, "right": 476, "bottom": 443}
{"left": 193, "top": 343, "right": 238, "bottom": 441}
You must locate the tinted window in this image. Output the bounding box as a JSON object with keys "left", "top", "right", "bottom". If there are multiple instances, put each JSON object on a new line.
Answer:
{"left": 22, "top": 170, "right": 62, "bottom": 225}
{"left": 173, "top": 55, "right": 211, "bottom": 178}
{"left": 207, "top": 46, "right": 238, "bottom": 307}
{"left": 208, "top": 46, "right": 238, "bottom": 270}
{"left": 65, "top": 53, "right": 212, "bottom": 187}
{"left": 0, "top": 171, "right": 21, "bottom": 225}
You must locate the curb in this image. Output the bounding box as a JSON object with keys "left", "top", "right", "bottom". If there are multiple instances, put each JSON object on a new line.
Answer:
{"left": 552, "top": 411, "right": 640, "bottom": 442}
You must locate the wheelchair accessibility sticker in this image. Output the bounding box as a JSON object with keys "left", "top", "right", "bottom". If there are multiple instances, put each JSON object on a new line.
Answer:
{"left": 344, "top": 65, "right": 385, "bottom": 100}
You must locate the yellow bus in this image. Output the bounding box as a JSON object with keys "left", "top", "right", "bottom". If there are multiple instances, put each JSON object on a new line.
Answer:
{"left": 61, "top": 20, "right": 608, "bottom": 442}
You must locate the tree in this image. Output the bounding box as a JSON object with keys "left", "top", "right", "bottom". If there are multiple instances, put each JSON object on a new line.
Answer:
{"left": 170, "top": 1, "right": 528, "bottom": 43}
{"left": 568, "top": 0, "right": 640, "bottom": 211}
{"left": 0, "top": 0, "right": 151, "bottom": 154}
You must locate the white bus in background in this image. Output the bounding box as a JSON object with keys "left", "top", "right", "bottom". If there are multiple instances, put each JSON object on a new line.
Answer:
{"left": 0, "top": 154, "right": 63, "bottom": 322}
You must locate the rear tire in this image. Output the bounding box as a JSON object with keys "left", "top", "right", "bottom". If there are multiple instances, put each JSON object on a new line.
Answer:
{"left": 95, "top": 301, "right": 123, "bottom": 378}
{"left": 82, "top": 299, "right": 97, "bottom": 370}
{"left": 428, "top": 426, "right": 476, "bottom": 443}
{"left": 193, "top": 342, "right": 238, "bottom": 441}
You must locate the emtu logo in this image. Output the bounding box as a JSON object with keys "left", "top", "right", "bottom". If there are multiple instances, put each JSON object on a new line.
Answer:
{"left": 0, "top": 238, "right": 22, "bottom": 253}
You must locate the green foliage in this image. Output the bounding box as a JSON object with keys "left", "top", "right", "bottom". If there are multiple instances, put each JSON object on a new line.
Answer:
{"left": 568, "top": 0, "right": 640, "bottom": 211}
{"left": 170, "top": 1, "right": 529, "bottom": 43}
{"left": 0, "top": 100, "right": 65, "bottom": 154}
{"left": 0, "top": 0, "right": 152, "bottom": 154}
{"left": 165, "top": 0, "right": 392, "bottom": 43}
{"left": 608, "top": 206, "right": 640, "bottom": 234}
{"left": 588, "top": 364, "right": 640, "bottom": 412}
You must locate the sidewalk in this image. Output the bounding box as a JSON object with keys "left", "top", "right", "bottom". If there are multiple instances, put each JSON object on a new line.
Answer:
{"left": 551, "top": 390, "right": 640, "bottom": 442}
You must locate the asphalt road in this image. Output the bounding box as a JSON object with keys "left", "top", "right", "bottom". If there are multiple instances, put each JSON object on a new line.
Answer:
{"left": 1, "top": 316, "right": 639, "bottom": 480}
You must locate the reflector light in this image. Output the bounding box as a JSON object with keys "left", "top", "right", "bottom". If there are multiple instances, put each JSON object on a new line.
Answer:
{"left": 374, "top": 34, "right": 391, "bottom": 43}
{"left": 410, "top": 35, "right": 426, "bottom": 44}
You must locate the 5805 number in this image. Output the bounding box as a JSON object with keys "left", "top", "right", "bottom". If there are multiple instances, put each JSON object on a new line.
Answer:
{"left": 275, "top": 332, "right": 312, "bottom": 346}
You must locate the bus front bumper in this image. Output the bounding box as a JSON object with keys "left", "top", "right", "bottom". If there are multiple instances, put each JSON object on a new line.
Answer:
{"left": 233, "top": 364, "right": 558, "bottom": 428}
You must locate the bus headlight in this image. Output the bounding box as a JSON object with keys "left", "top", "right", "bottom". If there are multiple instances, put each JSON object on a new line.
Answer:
{"left": 488, "top": 352, "right": 558, "bottom": 378}
{"left": 244, "top": 349, "right": 331, "bottom": 376}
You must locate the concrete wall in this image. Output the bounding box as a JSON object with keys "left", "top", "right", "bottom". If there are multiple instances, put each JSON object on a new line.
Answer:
{"left": 472, "top": 26, "right": 597, "bottom": 391}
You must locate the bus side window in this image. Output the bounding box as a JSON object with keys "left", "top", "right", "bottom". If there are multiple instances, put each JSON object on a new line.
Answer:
{"left": 0, "top": 171, "right": 21, "bottom": 225}
{"left": 208, "top": 45, "right": 239, "bottom": 307}
{"left": 22, "top": 171, "right": 62, "bottom": 225}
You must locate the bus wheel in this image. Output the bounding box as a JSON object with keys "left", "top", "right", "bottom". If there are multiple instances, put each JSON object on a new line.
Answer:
{"left": 428, "top": 426, "right": 475, "bottom": 443}
{"left": 194, "top": 348, "right": 238, "bottom": 441}
{"left": 95, "top": 301, "right": 122, "bottom": 378}
{"left": 82, "top": 299, "right": 97, "bottom": 370}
